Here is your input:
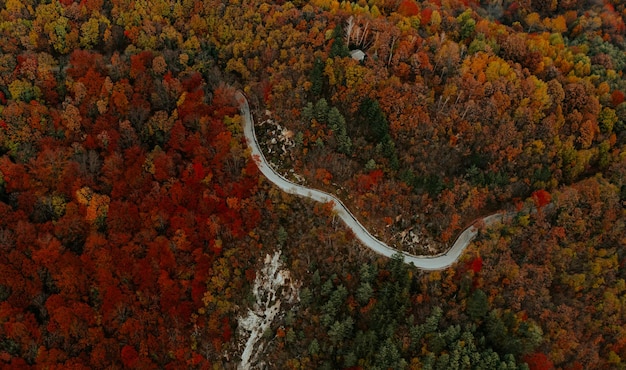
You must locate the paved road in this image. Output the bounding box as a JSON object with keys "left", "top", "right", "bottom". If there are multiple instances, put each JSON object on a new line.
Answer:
{"left": 237, "top": 91, "right": 508, "bottom": 270}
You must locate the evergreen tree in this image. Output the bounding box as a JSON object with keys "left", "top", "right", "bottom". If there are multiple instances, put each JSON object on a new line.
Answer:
{"left": 329, "top": 25, "right": 350, "bottom": 58}
{"left": 309, "top": 57, "right": 325, "bottom": 97}
{"left": 467, "top": 289, "right": 489, "bottom": 321}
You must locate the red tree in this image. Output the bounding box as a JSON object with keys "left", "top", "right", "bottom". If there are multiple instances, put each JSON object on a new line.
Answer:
{"left": 523, "top": 352, "right": 555, "bottom": 370}
{"left": 397, "top": 0, "right": 419, "bottom": 17}
{"left": 531, "top": 189, "right": 551, "bottom": 209}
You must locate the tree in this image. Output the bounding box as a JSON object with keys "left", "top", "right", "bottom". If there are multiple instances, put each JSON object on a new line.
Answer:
{"left": 467, "top": 289, "right": 489, "bottom": 321}
{"left": 330, "top": 25, "right": 350, "bottom": 58}
{"left": 523, "top": 352, "right": 554, "bottom": 370}
{"left": 397, "top": 0, "right": 419, "bottom": 17}
{"left": 309, "top": 57, "right": 326, "bottom": 98}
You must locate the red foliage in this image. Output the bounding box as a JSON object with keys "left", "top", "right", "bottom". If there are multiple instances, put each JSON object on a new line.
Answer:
{"left": 601, "top": 4, "right": 625, "bottom": 33}
{"left": 357, "top": 169, "right": 384, "bottom": 192}
{"left": 0, "top": 41, "right": 265, "bottom": 368}
{"left": 129, "top": 51, "right": 153, "bottom": 79}
{"left": 531, "top": 189, "right": 551, "bottom": 209}
{"left": 221, "top": 317, "right": 232, "bottom": 341}
{"left": 192, "top": 161, "right": 205, "bottom": 182}
{"left": 507, "top": 1, "right": 519, "bottom": 12}
{"left": 182, "top": 72, "right": 204, "bottom": 92}
{"left": 67, "top": 50, "right": 104, "bottom": 79}
{"left": 421, "top": 8, "right": 433, "bottom": 24}
{"left": 178, "top": 89, "right": 210, "bottom": 124}
{"left": 121, "top": 345, "right": 139, "bottom": 368}
{"left": 469, "top": 256, "right": 483, "bottom": 273}
{"left": 397, "top": 0, "right": 419, "bottom": 17}
{"left": 611, "top": 90, "right": 625, "bottom": 107}
{"left": 523, "top": 352, "right": 555, "bottom": 370}
{"left": 262, "top": 81, "right": 273, "bottom": 103}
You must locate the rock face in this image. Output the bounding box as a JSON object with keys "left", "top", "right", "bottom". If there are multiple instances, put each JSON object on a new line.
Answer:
{"left": 350, "top": 49, "right": 365, "bottom": 62}
{"left": 237, "top": 251, "right": 299, "bottom": 370}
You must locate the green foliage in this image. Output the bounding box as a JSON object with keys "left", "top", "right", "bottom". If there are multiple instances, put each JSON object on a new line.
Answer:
{"left": 329, "top": 25, "right": 350, "bottom": 58}
{"left": 308, "top": 338, "right": 320, "bottom": 355}
{"left": 303, "top": 99, "right": 351, "bottom": 154}
{"left": 587, "top": 36, "right": 626, "bottom": 72}
{"left": 314, "top": 98, "right": 329, "bottom": 122}
{"left": 277, "top": 225, "right": 288, "bottom": 245}
{"left": 599, "top": 107, "right": 618, "bottom": 133}
{"left": 402, "top": 170, "right": 447, "bottom": 196}
{"left": 457, "top": 10, "right": 476, "bottom": 40}
{"left": 467, "top": 289, "right": 489, "bottom": 321}
{"left": 2, "top": 0, "right": 626, "bottom": 368}
{"left": 376, "top": 338, "right": 407, "bottom": 369}
{"left": 468, "top": 34, "right": 499, "bottom": 54}
{"left": 355, "top": 282, "right": 373, "bottom": 305}
{"left": 309, "top": 57, "right": 326, "bottom": 98}
{"left": 321, "top": 277, "right": 334, "bottom": 297}
{"left": 327, "top": 317, "right": 353, "bottom": 344}
{"left": 359, "top": 263, "right": 377, "bottom": 283}
{"left": 286, "top": 328, "right": 296, "bottom": 344}
{"left": 359, "top": 98, "right": 389, "bottom": 141}
{"left": 359, "top": 98, "right": 398, "bottom": 169}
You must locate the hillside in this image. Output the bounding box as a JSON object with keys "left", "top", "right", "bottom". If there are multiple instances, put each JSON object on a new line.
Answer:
{"left": 0, "top": 0, "right": 625, "bottom": 368}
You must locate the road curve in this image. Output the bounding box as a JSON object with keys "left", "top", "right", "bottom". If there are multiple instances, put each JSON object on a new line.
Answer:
{"left": 236, "top": 91, "right": 507, "bottom": 270}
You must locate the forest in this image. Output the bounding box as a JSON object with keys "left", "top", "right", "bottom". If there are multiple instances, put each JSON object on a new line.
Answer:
{"left": 0, "top": 0, "right": 625, "bottom": 368}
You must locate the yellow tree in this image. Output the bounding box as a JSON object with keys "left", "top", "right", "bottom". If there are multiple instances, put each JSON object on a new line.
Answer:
{"left": 80, "top": 14, "right": 111, "bottom": 49}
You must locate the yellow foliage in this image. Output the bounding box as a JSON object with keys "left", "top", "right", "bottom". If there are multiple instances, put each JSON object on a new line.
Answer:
{"left": 345, "top": 64, "right": 365, "bottom": 88}
{"left": 517, "top": 214, "right": 530, "bottom": 227}
{"left": 179, "top": 53, "right": 189, "bottom": 66}
{"left": 573, "top": 60, "right": 590, "bottom": 77}
{"left": 370, "top": 5, "right": 381, "bottom": 17}
{"left": 183, "top": 35, "right": 201, "bottom": 53}
{"left": 316, "top": 0, "right": 333, "bottom": 11}
{"left": 176, "top": 92, "right": 187, "bottom": 107}
{"left": 551, "top": 15, "right": 567, "bottom": 33}
{"left": 597, "top": 82, "right": 610, "bottom": 96}
{"left": 80, "top": 16, "right": 104, "bottom": 48}
{"left": 75, "top": 187, "right": 110, "bottom": 224}
{"left": 50, "top": 195, "right": 66, "bottom": 220}
{"left": 525, "top": 12, "right": 542, "bottom": 31}
{"left": 8, "top": 79, "right": 39, "bottom": 102}
{"left": 428, "top": 270, "right": 441, "bottom": 282}
{"left": 485, "top": 58, "right": 515, "bottom": 82}
{"left": 225, "top": 58, "right": 250, "bottom": 79}
{"left": 5, "top": 0, "right": 25, "bottom": 13}
{"left": 530, "top": 76, "right": 550, "bottom": 110}
{"left": 324, "top": 58, "right": 337, "bottom": 86}
{"left": 431, "top": 10, "right": 441, "bottom": 26}
{"left": 44, "top": 16, "right": 72, "bottom": 54}
{"left": 75, "top": 187, "right": 93, "bottom": 206}
{"left": 143, "top": 154, "right": 155, "bottom": 175}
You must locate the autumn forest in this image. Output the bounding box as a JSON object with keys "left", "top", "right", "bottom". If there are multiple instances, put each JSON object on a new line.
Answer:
{"left": 1, "top": 0, "right": 626, "bottom": 368}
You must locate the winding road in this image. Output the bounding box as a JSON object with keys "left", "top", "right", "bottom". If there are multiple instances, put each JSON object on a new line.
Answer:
{"left": 237, "top": 91, "right": 508, "bottom": 270}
